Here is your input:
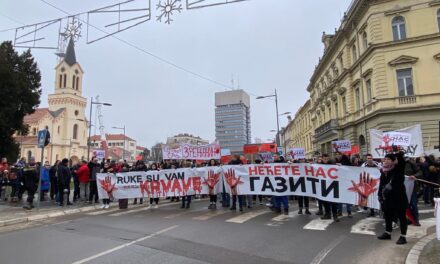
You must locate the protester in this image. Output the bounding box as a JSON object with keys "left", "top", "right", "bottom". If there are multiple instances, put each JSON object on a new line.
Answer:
{"left": 57, "top": 158, "right": 72, "bottom": 206}
{"left": 229, "top": 154, "right": 244, "bottom": 212}
{"left": 0, "top": 158, "right": 9, "bottom": 200}
{"left": 22, "top": 159, "right": 39, "bottom": 210}
{"left": 71, "top": 161, "right": 81, "bottom": 202}
{"left": 181, "top": 160, "right": 193, "bottom": 209}
{"left": 100, "top": 162, "right": 112, "bottom": 209}
{"left": 273, "top": 154, "right": 289, "bottom": 215}
{"left": 148, "top": 163, "right": 160, "bottom": 209}
{"left": 361, "top": 154, "right": 381, "bottom": 217}
{"left": 377, "top": 151, "right": 408, "bottom": 245}
{"left": 207, "top": 159, "right": 219, "bottom": 209}
{"left": 49, "top": 160, "right": 60, "bottom": 201}
{"left": 133, "top": 160, "right": 148, "bottom": 205}
{"left": 297, "top": 158, "right": 311, "bottom": 215}
{"left": 405, "top": 156, "right": 423, "bottom": 226}
{"left": 40, "top": 161, "right": 50, "bottom": 201}
{"left": 337, "top": 154, "right": 352, "bottom": 217}
{"left": 88, "top": 157, "right": 101, "bottom": 204}
{"left": 77, "top": 160, "right": 90, "bottom": 202}
{"left": 320, "top": 154, "right": 339, "bottom": 222}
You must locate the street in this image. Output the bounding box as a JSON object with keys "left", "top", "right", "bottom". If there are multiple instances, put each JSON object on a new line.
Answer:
{"left": 0, "top": 199, "right": 435, "bottom": 264}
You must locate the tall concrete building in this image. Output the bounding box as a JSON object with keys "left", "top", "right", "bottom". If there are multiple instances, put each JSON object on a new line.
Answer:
{"left": 215, "top": 90, "right": 251, "bottom": 154}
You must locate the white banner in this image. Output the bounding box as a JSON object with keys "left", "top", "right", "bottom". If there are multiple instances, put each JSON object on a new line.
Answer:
{"left": 221, "top": 164, "right": 381, "bottom": 209}
{"left": 288, "top": 148, "right": 305, "bottom": 159}
{"left": 331, "top": 140, "right": 352, "bottom": 152}
{"left": 93, "top": 150, "right": 105, "bottom": 160}
{"left": 369, "top": 124, "right": 424, "bottom": 158}
{"left": 162, "top": 143, "right": 221, "bottom": 160}
{"left": 97, "top": 167, "right": 223, "bottom": 199}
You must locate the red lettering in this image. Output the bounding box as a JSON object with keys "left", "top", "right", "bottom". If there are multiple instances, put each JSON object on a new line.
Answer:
{"left": 304, "top": 166, "right": 315, "bottom": 176}
{"left": 160, "top": 179, "right": 172, "bottom": 195}
{"left": 151, "top": 180, "right": 161, "bottom": 195}
{"left": 258, "top": 166, "right": 264, "bottom": 175}
{"left": 282, "top": 166, "right": 290, "bottom": 175}
{"left": 192, "top": 177, "right": 202, "bottom": 194}
{"left": 249, "top": 166, "right": 258, "bottom": 176}
{"left": 274, "top": 166, "right": 281, "bottom": 176}
{"left": 291, "top": 166, "right": 300, "bottom": 176}
{"left": 171, "top": 179, "right": 182, "bottom": 194}
{"left": 181, "top": 178, "right": 192, "bottom": 194}
{"left": 327, "top": 168, "right": 338, "bottom": 179}
{"left": 265, "top": 166, "right": 274, "bottom": 175}
{"left": 315, "top": 167, "right": 326, "bottom": 178}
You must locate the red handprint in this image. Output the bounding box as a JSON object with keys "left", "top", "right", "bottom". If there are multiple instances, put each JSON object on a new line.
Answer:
{"left": 203, "top": 170, "right": 220, "bottom": 195}
{"left": 224, "top": 168, "right": 243, "bottom": 195}
{"left": 99, "top": 175, "right": 117, "bottom": 199}
{"left": 139, "top": 180, "right": 150, "bottom": 198}
{"left": 347, "top": 171, "right": 380, "bottom": 207}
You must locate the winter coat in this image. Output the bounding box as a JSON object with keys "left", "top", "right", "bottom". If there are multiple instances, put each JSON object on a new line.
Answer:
{"left": 23, "top": 165, "right": 39, "bottom": 191}
{"left": 77, "top": 164, "right": 90, "bottom": 183}
{"left": 57, "top": 165, "right": 72, "bottom": 187}
{"left": 378, "top": 152, "right": 408, "bottom": 210}
{"left": 88, "top": 162, "right": 101, "bottom": 181}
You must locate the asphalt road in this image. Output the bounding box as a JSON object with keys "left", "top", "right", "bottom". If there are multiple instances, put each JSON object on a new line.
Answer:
{"left": 0, "top": 199, "right": 435, "bottom": 264}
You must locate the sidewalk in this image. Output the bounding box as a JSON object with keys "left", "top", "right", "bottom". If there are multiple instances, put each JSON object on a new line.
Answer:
{"left": 418, "top": 231, "right": 440, "bottom": 264}
{"left": 0, "top": 195, "right": 99, "bottom": 227}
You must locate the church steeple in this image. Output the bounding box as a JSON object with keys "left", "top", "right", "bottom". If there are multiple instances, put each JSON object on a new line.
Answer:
{"left": 64, "top": 38, "right": 77, "bottom": 66}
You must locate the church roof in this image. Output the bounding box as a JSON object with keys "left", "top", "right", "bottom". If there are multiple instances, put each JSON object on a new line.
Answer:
{"left": 64, "top": 38, "right": 77, "bottom": 66}
{"left": 23, "top": 108, "right": 66, "bottom": 124}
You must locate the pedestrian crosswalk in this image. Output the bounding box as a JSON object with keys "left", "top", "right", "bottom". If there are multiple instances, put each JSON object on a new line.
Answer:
{"left": 84, "top": 202, "right": 435, "bottom": 239}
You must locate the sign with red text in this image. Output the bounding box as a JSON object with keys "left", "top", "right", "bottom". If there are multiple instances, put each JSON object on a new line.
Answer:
{"left": 369, "top": 124, "right": 424, "bottom": 158}
{"left": 331, "top": 140, "right": 352, "bottom": 153}
{"left": 162, "top": 143, "right": 221, "bottom": 160}
{"left": 221, "top": 164, "right": 381, "bottom": 209}
{"left": 97, "top": 167, "right": 223, "bottom": 199}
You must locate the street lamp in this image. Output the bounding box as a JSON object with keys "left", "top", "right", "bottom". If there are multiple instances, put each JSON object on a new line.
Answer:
{"left": 87, "top": 97, "right": 112, "bottom": 161}
{"left": 112, "top": 125, "right": 126, "bottom": 160}
{"left": 257, "top": 89, "right": 281, "bottom": 146}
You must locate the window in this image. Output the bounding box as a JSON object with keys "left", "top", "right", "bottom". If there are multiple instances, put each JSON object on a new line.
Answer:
{"left": 392, "top": 16, "right": 406, "bottom": 41}
{"left": 72, "top": 75, "right": 76, "bottom": 89}
{"left": 63, "top": 74, "right": 67, "bottom": 88}
{"left": 362, "top": 32, "right": 368, "bottom": 51}
{"left": 342, "top": 96, "right": 347, "bottom": 114}
{"left": 27, "top": 151, "right": 32, "bottom": 162}
{"left": 57, "top": 126, "right": 60, "bottom": 134}
{"left": 59, "top": 74, "right": 62, "bottom": 88}
{"left": 352, "top": 45, "right": 357, "bottom": 62}
{"left": 73, "top": 124, "right": 78, "bottom": 139}
{"left": 366, "top": 79, "right": 372, "bottom": 102}
{"left": 76, "top": 76, "right": 80, "bottom": 90}
{"left": 396, "top": 68, "right": 414, "bottom": 96}
{"left": 355, "top": 88, "right": 361, "bottom": 111}
{"left": 335, "top": 102, "right": 339, "bottom": 118}
{"left": 438, "top": 9, "right": 440, "bottom": 31}
{"left": 32, "top": 127, "right": 37, "bottom": 136}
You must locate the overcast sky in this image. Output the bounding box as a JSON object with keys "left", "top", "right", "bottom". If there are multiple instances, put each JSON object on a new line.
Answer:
{"left": 0, "top": 0, "right": 352, "bottom": 149}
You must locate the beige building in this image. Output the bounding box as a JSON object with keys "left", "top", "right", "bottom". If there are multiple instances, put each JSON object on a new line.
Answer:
{"left": 283, "top": 0, "right": 440, "bottom": 157}
{"left": 17, "top": 38, "right": 88, "bottom": 164}
{"left": 282, "top": 100, "right": 314, "bottom": 158}
{"left": 166, "top": 133, "right": 209, "bottom": 146}
{"left": 89, "top": 134, "right": 137, "bottom": 161}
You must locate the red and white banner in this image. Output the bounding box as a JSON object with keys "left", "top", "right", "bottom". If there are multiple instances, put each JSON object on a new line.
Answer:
{"left": 98, "top": 164, "right": 382, "bottom": 209}
{"left": 221, "top": 164, "right": 381, "bottom": 209}
{"left": 331, "top": 140, "right": 352, "bottom": 153}
{"left": 288, "top": 148, "right": 305, "bottom": 159}
{"left": 97, "top": 167, "right": 223, "bottom": 199}
{"left": 162, "top": 143, "right": 221, "bottom": 160}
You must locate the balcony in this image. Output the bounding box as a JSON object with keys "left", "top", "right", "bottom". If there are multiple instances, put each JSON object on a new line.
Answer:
{"left": 314, "top": 119, "right": 339, "bottom": 142}
{"left": 398, "top": 96, "right": 417, "bottom": 105}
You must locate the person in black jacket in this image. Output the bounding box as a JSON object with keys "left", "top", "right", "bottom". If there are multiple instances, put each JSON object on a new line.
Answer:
{"left": 49, "top": 160, "right": 60, "bottom": 201}
{"left": 22, "top": 161, "right": 39, "bottom": 210}
{"left": 320, "top": 154, "right": 339, "bottom": 222}
{"left": 57, "top": 158, "right": 72, "bottom": 206}
{"left": 377, "top": 151, "right": 408, "bottom": 245}
{"left": 229, "top": 155, "right": 244, "bottom": 212}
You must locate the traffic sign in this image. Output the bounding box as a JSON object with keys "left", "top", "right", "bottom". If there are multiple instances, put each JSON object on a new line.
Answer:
{"left": 37, "top": 130, "right": 47, "bottom": 148}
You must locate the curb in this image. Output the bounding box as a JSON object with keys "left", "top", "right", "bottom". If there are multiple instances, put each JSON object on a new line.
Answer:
{"left": 0, "top": 205, "right": 97, "bottom": 228}
{"left": 405, "top": 233, "right": 437, "bottom": 264}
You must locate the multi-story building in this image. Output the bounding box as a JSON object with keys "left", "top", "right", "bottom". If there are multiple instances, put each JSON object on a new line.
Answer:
{"left": 285, "top": 0, "right": 440, "bottom": 157}
{"left": 282, "top": 100, "right": 314, "bottom": 158}
{"left": 16, "top": 38, "right": 88, "bottom": 164}
{"left": 215, "top": 90, "right": 251, "bottom": 154}
{"left": 166, "top": 133, "right": 209, "bottom": 146}
{"left": 89, "top": 134, "right": 137, "bottom": 160}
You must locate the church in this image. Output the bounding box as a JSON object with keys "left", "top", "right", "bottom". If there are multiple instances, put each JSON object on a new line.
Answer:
{"left": 16, "top": 38, "right": 88, "bottom": 164}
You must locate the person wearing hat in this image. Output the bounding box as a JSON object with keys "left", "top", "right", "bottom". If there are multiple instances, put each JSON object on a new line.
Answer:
{"left": 22, "top": 159, "right": 39, "bottom": 210}
{"left": 377, "top": 151, "right": 408, "bottom": 245}
{"left": 57, "top": 158, "right": 73, "bottom": 206}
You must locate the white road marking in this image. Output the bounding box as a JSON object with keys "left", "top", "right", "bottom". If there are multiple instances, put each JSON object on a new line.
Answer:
{"left": 71, "top": 225, "right": 178, "bottom": 264}
{"left": 226, "top": 209, "right": 270, "bottom": 224}
{"left": 309, "top": 235, "right": 346, "bottom": 264}
{"left": 266, "top": 212, "right": 299, "bottom": 227}
{"left": 303, "top": 218, "right": 334, "bottom": 231}
{"left": 407, "top": 217, "right": 436, "bottom": 239}
{"left": 418, "top": 209, "right": 434, "bottom": 214}
{"left": 350, "top": 217, "right": 382, "bottom": 235}
{"left": 192, "top": 210, "right": 230, "bottom": 221}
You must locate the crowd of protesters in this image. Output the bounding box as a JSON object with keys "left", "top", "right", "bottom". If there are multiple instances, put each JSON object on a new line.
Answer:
{"left": 0, "top": 151, "right": 439, "bottom": 245}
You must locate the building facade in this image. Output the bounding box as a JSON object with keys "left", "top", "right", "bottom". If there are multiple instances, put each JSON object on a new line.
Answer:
{"left": 166, "top": 133, "right": 209, "bottom": 146}
{"left": 16, "top": 38, "right": 88, "bottom": 164}
{"left": 215, "top": 90, "right": 251, "bottom": 154}
{"left": 285, "top": 0, "right": 440, "bottom": 157}
{"left": 89, "top": 134, "right": 137, "bottom": 161}
{"left": 282, "top": 100, "right": 314, "bottom": 158}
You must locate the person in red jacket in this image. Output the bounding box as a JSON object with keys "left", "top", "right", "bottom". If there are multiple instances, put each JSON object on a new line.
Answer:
{"left": 77, "top": 160, "right": 90, "bottom": 202}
